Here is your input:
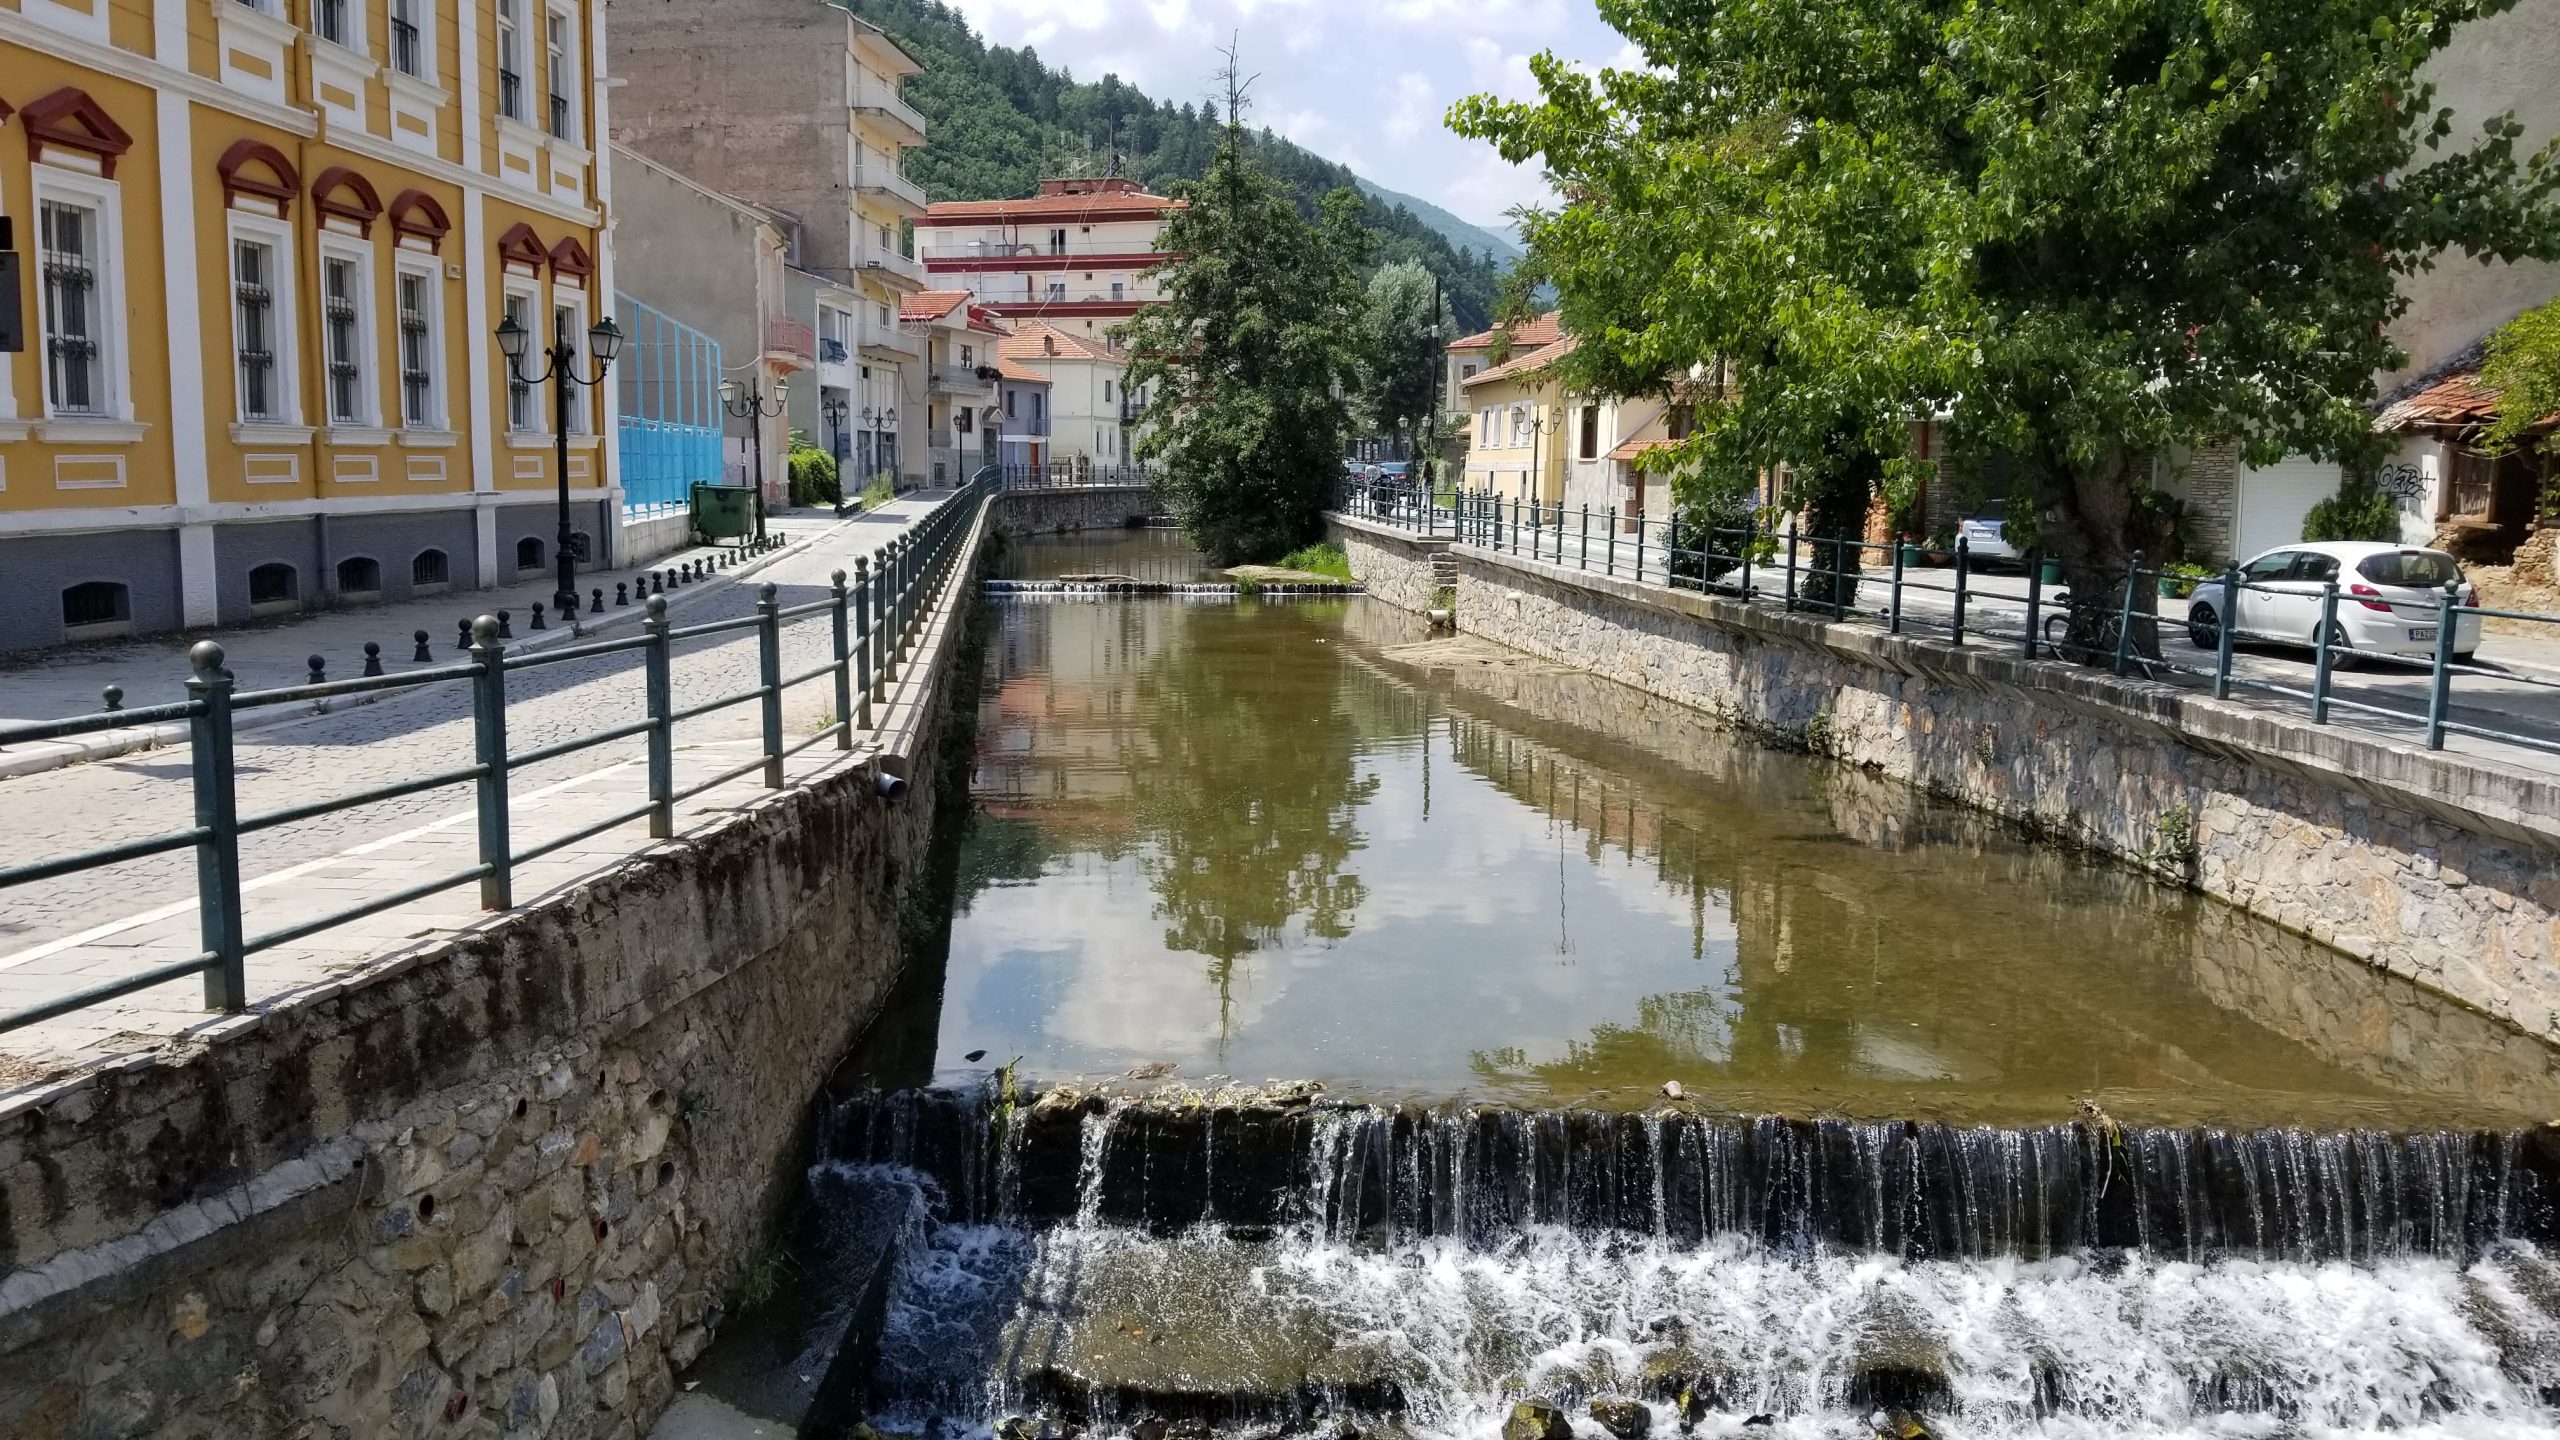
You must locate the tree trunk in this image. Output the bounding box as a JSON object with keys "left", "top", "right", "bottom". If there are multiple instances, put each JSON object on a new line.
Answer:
{"left": 2033, "top": 447, "right": 2160, "bottom": 661}
{"left": 1798, "top": 440, "right": 1881, "bottom": 612}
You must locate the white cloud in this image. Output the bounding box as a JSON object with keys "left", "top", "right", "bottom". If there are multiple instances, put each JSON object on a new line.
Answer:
{"left": 935, "top": 0, "right": 1621, "bottom": 223}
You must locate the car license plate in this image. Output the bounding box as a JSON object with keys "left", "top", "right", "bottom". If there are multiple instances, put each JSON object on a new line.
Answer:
{"left": 2408, "top": 627, "right": 2437, "bottom": 642}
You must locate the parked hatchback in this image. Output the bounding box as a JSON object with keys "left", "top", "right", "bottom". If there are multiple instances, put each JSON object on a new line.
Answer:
{"left": 1957, "top": 500, "right": 2021, "bottom": 567}
{"left": 2186, "top": 542, "right": 2481, "bottom": 662}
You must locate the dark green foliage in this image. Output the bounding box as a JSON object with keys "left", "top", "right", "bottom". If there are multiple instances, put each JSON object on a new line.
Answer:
{"left": 787, "top": 436, "right": 842, "bottom": 507}
{"left": 1120, "top": 87, "right": 1369, "bottom": 565}
{"left": 1457, "top": 0, "right": 2560, "bottom": 657}
{"left": 2302, "top": 474, "right": 2405, "bottom": 543}
{"left": 835, "top": 0, "right": 1501, "bottom": 330}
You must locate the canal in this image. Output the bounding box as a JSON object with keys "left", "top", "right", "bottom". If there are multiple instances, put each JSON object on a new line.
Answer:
{"left": 828, "top": 529, "right": 2560, "bottom": 1440}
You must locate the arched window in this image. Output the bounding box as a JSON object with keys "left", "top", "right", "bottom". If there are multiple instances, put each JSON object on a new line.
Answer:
{"left": 336, "top": 556, "right": 382, "bottom": 595}
{"left": 61, "top": 581, "right": 131, "bottom": 639}
{"left": 515, "top": 536, "right": 544, "bottom": 572}
{"left": 412, "top": 548, "right": 450, "bottom": 587}
{"left": 248, "top": 562, "right": 299, "bottom": 607}
{"left": 569, "top": 530, "right": 592, "bottom": 563}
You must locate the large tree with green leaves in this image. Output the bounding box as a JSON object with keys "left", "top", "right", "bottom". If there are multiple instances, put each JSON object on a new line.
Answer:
{"left": 1356, "top": 260, "right": 1456, "bottom": 464}
{"left": 1119, "top": 64, "right": 1370, "bottom": 564}
{"left": 1459, "top": 0, "right": 2560, "bottom": 649}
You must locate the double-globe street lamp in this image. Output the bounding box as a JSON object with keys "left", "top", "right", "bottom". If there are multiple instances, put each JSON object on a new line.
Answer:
{"left": 497, "top": 311, "right": 623, "bottom": 619}
{"left": 719, "top": 376, "right": 787, "bottom": 543}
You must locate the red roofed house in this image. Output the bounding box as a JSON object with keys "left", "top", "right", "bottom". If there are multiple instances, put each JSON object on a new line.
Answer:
{"left": 914, "top": 177, "right": 1186, "bottom": 344}
{"left": 898, "top": 291, "right": 1007, "bottom": 485}
{"left": 995, "top": 321, "right": 1147, "bottom": 480}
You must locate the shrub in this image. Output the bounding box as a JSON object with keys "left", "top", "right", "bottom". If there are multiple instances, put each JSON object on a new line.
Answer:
{"left": 2302, "top": 472, "right": 2401, "bottom": 544}
{"left": 861, "top": 473, "right": 896, "bottom": 509}
{"left": 786, "top": 440, "right": 841, "bottom": 508}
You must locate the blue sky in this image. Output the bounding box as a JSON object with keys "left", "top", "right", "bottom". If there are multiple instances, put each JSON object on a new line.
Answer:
{"left": 937, "top": 0, "right": 1637, "bottom": 228}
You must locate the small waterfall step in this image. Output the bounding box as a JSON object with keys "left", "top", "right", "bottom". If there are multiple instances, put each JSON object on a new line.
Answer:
{"left": 823, "top": 1087, "right": 2560, "bottom": 1440}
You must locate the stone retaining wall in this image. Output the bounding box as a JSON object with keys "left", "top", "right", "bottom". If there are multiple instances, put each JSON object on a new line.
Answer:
{"left": 990, "top": 485, "right": 1162, "bottom": 537}
{"left": 1327, "top": 515, "right": 1449, "bottom": 614}
{"left": 1332, "top": 515, "right": 2560, "bottom": 1042}
{"left": 0, "top": 519, "right": 993, "bottom": 1440}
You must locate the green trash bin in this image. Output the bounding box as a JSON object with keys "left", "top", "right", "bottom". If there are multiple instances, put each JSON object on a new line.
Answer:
{"left": 691, "top": 482, "right": 756, "bottom": 542}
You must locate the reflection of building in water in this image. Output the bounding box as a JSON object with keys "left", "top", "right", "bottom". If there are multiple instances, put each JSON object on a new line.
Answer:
{"left": 973, "top": 600, "right": 1178, "bottom": 841}
{"left": 1434, "top": 694, "right": 2559, "bottom": 1123}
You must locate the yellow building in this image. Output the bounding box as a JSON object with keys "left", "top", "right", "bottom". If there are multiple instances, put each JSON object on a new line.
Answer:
{"left": 0, "top": 0, "right": 614, "bottom": 649}
{"left": 1460, "top": 326, "right": 1572, "bottom": 506}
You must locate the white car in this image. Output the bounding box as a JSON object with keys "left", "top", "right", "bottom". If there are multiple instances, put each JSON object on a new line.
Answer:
{"left": 1957, "top": 501, "right": 2020, "bottom": 566}
{"left": 2186, "top": 541, "right": 2481, "bottom": 663}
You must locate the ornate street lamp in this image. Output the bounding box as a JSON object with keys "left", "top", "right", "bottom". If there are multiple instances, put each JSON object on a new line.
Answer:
{"left": 719, "top": 376, "right": 789, "bottom": 542}
{"left": 498, "top": 310, "right": 623, "bottom": 618}
{"left": 821, "top": 393, "right": 850, "bottom": 463}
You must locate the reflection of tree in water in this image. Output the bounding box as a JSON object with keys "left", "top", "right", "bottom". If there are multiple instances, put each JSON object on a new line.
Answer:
{"left": 952, "top": 813, "right": 1053, "bottom": 915}
{"left": 1125, "top": 602, "right": 1378, "bottom": 1037}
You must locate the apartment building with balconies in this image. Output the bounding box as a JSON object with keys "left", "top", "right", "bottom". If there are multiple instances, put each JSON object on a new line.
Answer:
{"left": 915, "top": 176, "right": 1183, "bottom": 344}
{"left": 897, "top": 289, "right": 1002, "bottom": 486}
{"left": 607, "top": 0, "right": 928, "bottom": 486}
{"left": 0, "top": 0, "right": 618, "bottom": 651}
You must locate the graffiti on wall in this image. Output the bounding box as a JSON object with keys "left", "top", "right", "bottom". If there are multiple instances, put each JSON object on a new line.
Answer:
{"left": 2375, "top": 462, "right": 2428, "bottom": 503}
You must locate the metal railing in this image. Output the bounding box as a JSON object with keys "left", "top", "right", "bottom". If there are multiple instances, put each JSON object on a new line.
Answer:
{"left": 0, "top": 475, "right": 998, "bottom": 1037}
{"left": 1342, "top": 481, "right": 2560, "bottom": 761}
{"left": 999, "top": 461, "right": 1153, "bottom": 489}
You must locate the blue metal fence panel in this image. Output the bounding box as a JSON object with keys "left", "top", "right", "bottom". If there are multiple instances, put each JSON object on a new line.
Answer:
{"left": 615, "top": 294, "right": 724, "bottom": 515}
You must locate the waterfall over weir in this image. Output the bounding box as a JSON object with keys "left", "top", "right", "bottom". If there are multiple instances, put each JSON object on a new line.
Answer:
{"left": 819, "top": 1087, "right": 2560, "bottom": 1438}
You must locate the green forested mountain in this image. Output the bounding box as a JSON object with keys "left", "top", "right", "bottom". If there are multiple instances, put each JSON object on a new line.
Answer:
{"left": 836, "top": 0, "right": 1508, "bottom": 331}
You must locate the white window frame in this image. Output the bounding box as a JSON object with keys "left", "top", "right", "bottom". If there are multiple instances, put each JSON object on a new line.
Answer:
{"left": 395, "top": 259, "right": 447, "bottom": 430}
{"left": 313, "top": 0, "right": 366, "bottom": 54}
{"left": 544, "top": 5, "right": 581, "bottom": 143}
{"left": 388, "top": 0, "right": 437, "bottom": 82}
{"left": 497, "top": 0, "right": 529, "bottom": 122}
{"left": 227, "top": 213, "right": 301, "bottom": 427}
{"left": 552, "top": 293, "right": 588, "bottom": 434}
{"left": 503, "top": 283, "right": 542, "bottom": 433}
{"left": 317, "top": 239, "right": 380, "bottom": 428}
{"left": 31, "top": 170, "right": 130, "bottom": 423}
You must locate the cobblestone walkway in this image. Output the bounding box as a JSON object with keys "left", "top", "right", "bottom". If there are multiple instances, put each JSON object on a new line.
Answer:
{"left": 0, "top": 493, "right": 968, "bottom": 1078}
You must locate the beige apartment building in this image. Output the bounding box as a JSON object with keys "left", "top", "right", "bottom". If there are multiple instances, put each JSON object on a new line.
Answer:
{"left": 608, "top": 0, "right": 929, "bottom": 486}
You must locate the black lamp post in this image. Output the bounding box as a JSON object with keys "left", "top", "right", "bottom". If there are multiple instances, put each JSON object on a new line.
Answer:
{"left": 822, "top": 394, "right": 850, "bottom": 465}
{"left": 719, "top": 376, "right": 789, "bottom": 542}
{"left": 498, "top": 309, "right": 623, "bottom": 618}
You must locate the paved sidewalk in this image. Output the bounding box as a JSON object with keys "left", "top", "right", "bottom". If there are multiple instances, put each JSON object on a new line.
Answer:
{"left": 0, "top": 506, "right": 855, "bottom": 778}
{"left": 0, "top": 492, "right": 968, "bottom": 1078}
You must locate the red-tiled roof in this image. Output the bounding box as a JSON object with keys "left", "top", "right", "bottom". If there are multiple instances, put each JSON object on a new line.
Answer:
{"left": 1450, "top": 310, "right": 1563, "bottom": 353}
{"left": 1462, "top": 335, "right": 1575, "bottom": 388}
{"left": 2376, "top": 367, "right": 2502, "bottom": 431}
{"left": 999, "top": 318, "right": 1120, "bottom": 362}
{"left": 994, "top": 356, "right": 1049, "bottom": 385}
{"left": 899, "top": 290, "right": 972, "bottom": 322}
{"left": 1606, "top": 435, "right": 1678, "bottom": 463}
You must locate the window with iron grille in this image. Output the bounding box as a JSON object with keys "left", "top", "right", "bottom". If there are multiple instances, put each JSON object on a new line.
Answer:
{"left": 546, "top": 12, "right": 575, "bottom": 140}
{"left": 323, "top": 257, "right": 365, "bottom": 424}
{"left": 316, "top": 0, "right": 349, "bottom": 44}
{"left": 248, "top": 563, "right": 299, "bottom": 606}
{"left": 234, "top": 239, "right": 280, "bottom": 422}
{"left": 391, "top": 0, "right": 422, "bottom": 76}
{"left": 554, "top": 303, "right": 585, "bottom": 432}
{"left": 505, "top": 293, "right": 536, "bottom": 431}
{"left": 516, "top": 536, "right": 544, "bottom": 571}
{"left": 498, "top": 0, "right": 526, "bottom": 120}
{"left": 399, "top": 271, "right": 437, "bottom": 426}
{"left": 412, "top": 549, "right": 450, "bottom": 586}
{"left": 337, "top": 556, "right": 382, "bottom": 594}
{"left": 40, "top": 201, "right": 103, "bottom": 416}
{"left": 61, "top": 582, "right": 129, "bottom": 629}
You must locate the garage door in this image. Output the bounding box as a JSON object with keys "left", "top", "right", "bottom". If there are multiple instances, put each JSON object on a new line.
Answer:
{"left": 2232, "top": 457, "right": 2343, "bottom": 560}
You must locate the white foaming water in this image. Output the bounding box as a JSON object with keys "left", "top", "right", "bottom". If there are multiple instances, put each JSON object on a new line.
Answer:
{"left": 868, "top": 1195, "right": 2560, "bottom": 1440}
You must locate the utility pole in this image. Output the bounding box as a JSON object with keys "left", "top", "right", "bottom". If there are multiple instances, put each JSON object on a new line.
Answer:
{"left": 1423, "top": 275, "right": 1444, "bottom": 491}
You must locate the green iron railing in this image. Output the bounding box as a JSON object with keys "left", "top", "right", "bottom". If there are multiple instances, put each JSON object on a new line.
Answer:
{"left": 0, "top": 473, "right": 996, "bottom": 1036}
{"left": 1344, "top": 480, "right": 2560, "bottom": 761}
